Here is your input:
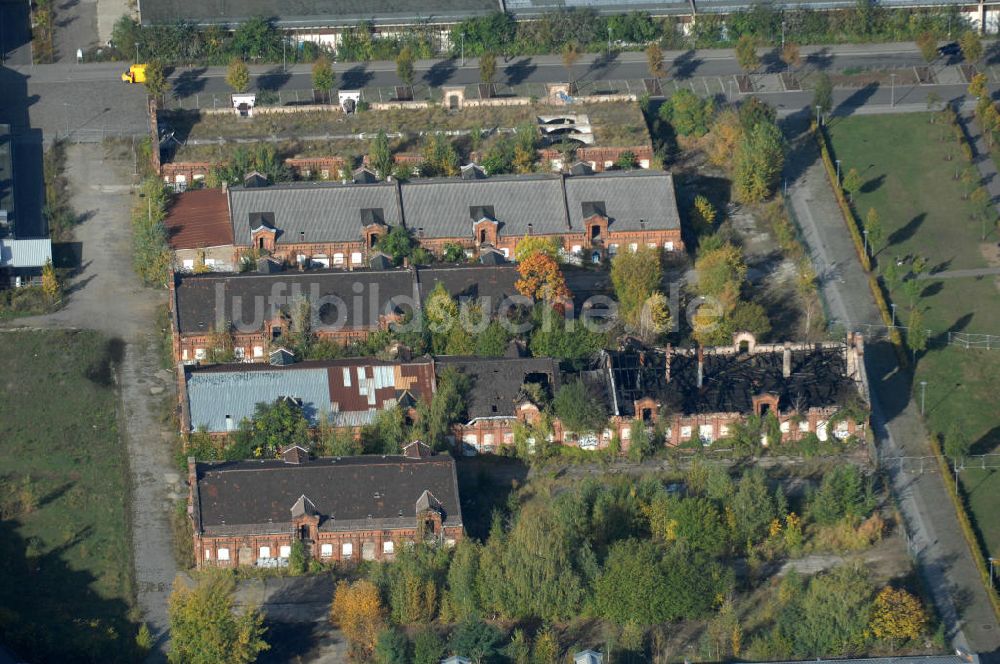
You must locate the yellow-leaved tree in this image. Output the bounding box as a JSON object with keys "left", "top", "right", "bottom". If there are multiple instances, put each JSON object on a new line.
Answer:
{"left": 331, "top": 579, "right": 385, "bottom": 659}
{"left": 869, "top": 586, "right": 926, "bottom": 647}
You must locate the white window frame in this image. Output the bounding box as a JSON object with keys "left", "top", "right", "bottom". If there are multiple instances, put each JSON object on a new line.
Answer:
{"left": 194, "top": 348, "right": 206, "bottom": 360}
{"left": 333, "top": 253, "right": 345, "bottom": 265}
{"left": 218, "top": 547, "right": 230, "bottom": 561}
{"left": 259, "top": 546, "right": 271, "bottom": 558}
{"left": 234, "top": 347, "right": 245, "bottom": 360}
{"left": 253, "top": 346, "right": 264, "bottom": 358}
{"left": 350, "top": 252, "right": 363, "bottom": 264}
{"left": 342, "top": 542, "right": 354, "bottom": 558}
{"left": 204, "top": 548, "right": 212, "bottom": 560}
{"left": 664, "top": 241, "right": 675, "bottom": 251}
{"left": 383, "top": 541, "right": 395, "bottom": 554}
{"left": 279, "top": 545, "right": 291, "bottom": 559}
{"left": 628, "top": 242, "right": 638, "bottom": 252}
{"left": 321, "top": 543, "right": 333, "bottom": 557}
{"left": 182, "top": 259, "right": 194, "bottom": 270}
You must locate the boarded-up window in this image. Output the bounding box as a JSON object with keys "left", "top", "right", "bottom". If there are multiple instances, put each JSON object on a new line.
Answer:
{"left": 362, "top": 541, "right": 376, "bottom": 560}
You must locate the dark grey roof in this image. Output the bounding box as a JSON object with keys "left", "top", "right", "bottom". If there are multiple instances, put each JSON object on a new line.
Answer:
{"left": 402, "top": 174, "right": 569, "bottom": 238}
{"left": 436, "top": 356, "right": 560, "bottom": 420}
{"left": 140, "top": 0, "right": 500, "bottom": 27}
{"left": 417, "top": 265, "right": 519, "bottom": 314}
{"left": 174, "top": 268, "right": 417, "bottom": 334}
{"left": 229, "top": 181, "right": 402, "bottom": 245}
{"left": 193, "top": 455, "right": 462, "bottom": 536}
{"left": 564, "top": 170, "right": 680, "bottom": 232}
{"left": 0, "top": 125, "right": 13, "bottom": 235}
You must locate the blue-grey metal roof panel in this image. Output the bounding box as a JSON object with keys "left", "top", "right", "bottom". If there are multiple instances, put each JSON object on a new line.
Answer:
{"left": 187, "top": 367, "right": 333, "bottom": 432}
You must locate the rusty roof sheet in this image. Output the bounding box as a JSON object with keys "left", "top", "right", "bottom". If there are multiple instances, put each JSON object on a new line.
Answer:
{"left": 164, "top": 189, "right": 234, "bottom": 249}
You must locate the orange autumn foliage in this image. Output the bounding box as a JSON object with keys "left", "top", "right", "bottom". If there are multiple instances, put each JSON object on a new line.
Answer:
{"left": 515, "top": 252, "right": 571, "bottom": 312}
{"left": 330, "top": 579, "right": 385, "bottom": 658}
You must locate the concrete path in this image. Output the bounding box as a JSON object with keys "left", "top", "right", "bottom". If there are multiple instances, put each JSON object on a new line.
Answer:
{"left": 962, "top": 110, "right": 1000, "bottom": 218}
{"left": 783, "top": 121, "right": 1000, "bottom": 653}
{"left": 3, "top": 145, "right": 178, "bottom": 660}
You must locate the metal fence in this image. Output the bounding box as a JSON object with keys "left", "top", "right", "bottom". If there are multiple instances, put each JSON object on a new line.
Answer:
{"left": 948, "top": 331, "right": 1000, "bottom": 350}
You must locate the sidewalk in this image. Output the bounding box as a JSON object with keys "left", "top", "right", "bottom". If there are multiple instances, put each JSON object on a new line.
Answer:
{"left": 784, "top": 122, "right": 1000, "bottom": 653}
{"left": 961, "top": 111, "right": 1000, "bottom": 217}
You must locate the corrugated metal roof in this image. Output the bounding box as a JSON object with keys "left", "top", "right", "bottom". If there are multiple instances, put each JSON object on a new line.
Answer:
{"left": 187, "top": 367, "right": 332, "bottom": 432}
{"left": 564, "top": 170, "right": 680, "bottom": 231}
{"left": 164, "top": 189, "right": 233, "bottom": 249}
{"left": 0, "top": 239, "right": 52, "bottom": 268}
{"left": 401, "top": 174, "right": 570, "bottom": 238}
{"left": 229, "top": 181, "right": 401, "bottom": 245}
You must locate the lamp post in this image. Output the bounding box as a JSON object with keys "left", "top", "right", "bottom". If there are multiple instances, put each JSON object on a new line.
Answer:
{"left": 920, "top": 380, "right": 928, "bottom": 415}
{"left": 891, "top": 303, "right": 898, "bottom": 327}
{"left": 781, "top": 20, "right": 786, "bottom": 49}
{"left": 461, "top": 32, "right": 466, "bottom": 67}
{"left": 890, "top": 72, "right": 896, "bottom": 108}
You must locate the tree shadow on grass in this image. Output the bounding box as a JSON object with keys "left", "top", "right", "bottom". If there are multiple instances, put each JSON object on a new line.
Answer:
{"left": 0, "top": 518, "right": 139, "bottom": 663}
{"left": 920, "top": 281, "right": 943, "bottom": 298}
{"left": 887, "top": 213, "right": 926, "bottom": 246}
{"left": 860, "top": 174, "right": 885, "bottom": 194}
{"left": 970, "top": 425, "right": 1000, "bottom": 455}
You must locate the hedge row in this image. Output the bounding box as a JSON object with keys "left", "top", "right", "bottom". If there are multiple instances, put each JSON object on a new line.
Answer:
{"left": 929, "top": 436, "right": 1000, "bottom": 622}
{"left": 814, "top": 123, "right": 907, "bottom": 364}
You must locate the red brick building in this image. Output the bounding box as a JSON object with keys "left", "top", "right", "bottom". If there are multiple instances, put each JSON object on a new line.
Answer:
{"left": 189, "top": 443, "right": 463, "bottom": 569}
{"left": 163, "top": 168, "right": 684, "bottom": 272}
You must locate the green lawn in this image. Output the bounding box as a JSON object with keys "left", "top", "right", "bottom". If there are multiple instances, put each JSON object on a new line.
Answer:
{"left": 0, "top": 330, "right": 140, "bottom": 663}
{"left": 828, "top": 113, "right": 1000, "bottom": 557}
{"left": 960, "top": 467, "right": 1000, "bottom": 557}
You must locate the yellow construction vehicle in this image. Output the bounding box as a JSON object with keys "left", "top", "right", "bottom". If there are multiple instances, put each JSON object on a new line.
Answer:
{"left": 121, "top": 64, "right": 147, "bottom": 84}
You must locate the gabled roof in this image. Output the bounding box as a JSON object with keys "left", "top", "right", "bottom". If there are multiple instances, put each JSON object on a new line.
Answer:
{"left": 0, "top": 238, "right": 51, "bottom": 268}
{"left": 184, "top": 357, "right": 436, "bottom": 433}
{"left": 401, "top": 174, "right": 569, "bottom": 238}
{"left": 193, "top": 454, "right": 463, "bottom": 536}
{"left": 564, "top": 170, "right": 680, "bottom": 232}
{"left": 290, "top": 494, "right": 317, "bottom": 516}
{"left": 228, "top": 180, "right": 402, "bottom": 245}
{"left": 164, "top": 189, "right": 234, "bottom": 249}
{"left": 173, "top": 268, "right": 416, "bottom": 334}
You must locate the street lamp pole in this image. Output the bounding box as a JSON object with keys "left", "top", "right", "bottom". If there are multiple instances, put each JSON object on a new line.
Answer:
{"left": 920, "top": 380, "right": 928, "bottom": 415}
{"left": 781, "top": 21, "right": 786, "bottom": 49}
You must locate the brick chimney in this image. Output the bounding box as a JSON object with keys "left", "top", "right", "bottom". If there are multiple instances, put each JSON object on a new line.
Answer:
{"left": 782, "top": 344, "right": 792, "bottom": 378}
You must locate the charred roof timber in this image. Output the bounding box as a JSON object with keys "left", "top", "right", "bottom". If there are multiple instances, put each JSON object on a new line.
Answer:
{"left": 600, "top": 334, "right": 867, "bottom": 418}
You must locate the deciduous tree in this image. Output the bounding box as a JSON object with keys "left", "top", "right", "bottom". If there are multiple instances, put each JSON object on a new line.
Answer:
{"left": 781, "top": 42, "right": 801, "bottom": 71}
{"left": 312, "top": 55, "right": 335, "bottom": 101}
{"left": 842, "top": 167, "right": 862, "bottom": 202}
{"left": 610, "top": 245, "right": 662, "bottom": 327}
{"left": 226, "top": 58, "right": 250, "bottom": 93}
{"left": 869, "top": 587, "right": 926, "bottom": 645}
{"left": 396, "top": 46, "right": 415, "bottom": 87}
{"left": 41, "top": 260, "right": 59, "bottom": 301}
{"left": 813, "top": 72, "right": 833, "bottom": 119}
{"left": 516, "top": 253, "right": 571, "bottom": 311}
{"left": 144, "top": 60, "right": 167, "bottom": 99}
{"left": 735, "top": 35, "right": 760, "bottom": 73}
{"left": 960, "top": 30, "right": 983, "bottom": 63}
{"left": 514, "top": 236, "right": 561, "bottom": 262}
{"left": 646, "top": 42, "right": 666, "bottom": 79}
{"left": 479, "top": 52, "right": 497, "bottom": 86}
{"left": 915, "top": 31, "right": 938, "bottom": 63}
{"left": 734, "top": 120, "right": 784, "bottom": 203}
{"left": 167, "top": 572, "right": 268, "bottom": 664}
{"left": 659, "top": 88, "right": 714, "bottom": 137}
{"left": 553, "top": 378, "right": 607, "bottom": 433}
{"left": 331, "top": 579, "right": 386, "bottom": 659}
{"left": 369, "top": 129, "right": 394, "bottom": 179}
{"left": 562, "top": 41, "right": 581, "bottom": 85}
{"left": 865, "top": 207, "right": 884, "bottom": 255}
